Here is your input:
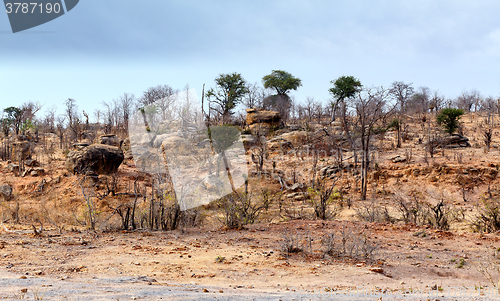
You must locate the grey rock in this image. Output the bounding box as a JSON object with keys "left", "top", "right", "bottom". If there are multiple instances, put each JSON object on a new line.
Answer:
{"left": 96, "top": 134, "right": 121, "bottom": 147}
{"left": 66, "top": 144, "right": 124, "bottom": 175}
{"left": 7, "top": 164, "right": 19, "bottom": 173}
{"left": 0, "top": 185, "right": 13, "bottom": 201}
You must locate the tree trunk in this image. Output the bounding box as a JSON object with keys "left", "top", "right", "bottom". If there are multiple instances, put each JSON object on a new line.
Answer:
{"left": 360, "top": 136, "right": 370, "bottom": 200}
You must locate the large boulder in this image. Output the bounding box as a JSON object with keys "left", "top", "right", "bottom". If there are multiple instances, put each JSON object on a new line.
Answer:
{"left": 0, "top": 185, "right": 12, "bottom": 201}
{"left": 11, "top": 141, "right": 31, "bottom": 162}
{"left": 248, "top": 123, "right": 275, "bottom": 136}
{"left": 161, "top": 136, "right": 191, "bottom": 155}
{"left": 246, "top": 109, "right": 280, "bottom": 125}
{"left": 428, "top": 134, "right": 471, "bottom": 149}
{"left": 66, "top": 144, "right": 124, "bottom": 175}
{"left": 96, "top": 134, "right": 121, "bottom": 147}
{"left": 246, "top": 109, "right": 281, "bottom": 136}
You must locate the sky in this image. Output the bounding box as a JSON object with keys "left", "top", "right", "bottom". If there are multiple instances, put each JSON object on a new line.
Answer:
{"left": 2, "top": 0, "right": 500, "bottom": 120}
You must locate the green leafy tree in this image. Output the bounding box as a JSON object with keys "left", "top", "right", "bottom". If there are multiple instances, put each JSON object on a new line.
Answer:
{"left": 436, "top": 108, "right": 465, "bottom": 134}
{"left": 329, "top": 76, "right": 363, "bottom": 103}
{"left": 262, "top": 70, "right": 301, "bottom": 122}
{"left": 262, "top": 70, "right": 302, "bottom": 96}
{"left": 3, "top": 106, "right": 24, "bottom": 135}
{"left": 206, "top": 73, "right": 248, "bottom": 123}
{"left": 328, "top": 76, "right": 362, "bottom": 168}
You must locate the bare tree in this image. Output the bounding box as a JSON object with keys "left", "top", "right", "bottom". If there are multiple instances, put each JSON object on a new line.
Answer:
{"left": 93, "top": 109, "right": 101, "bottom": 125}
{"left": 455, "top": 89, "right": 482, "bottom": 112}
{"left": 139, "top": 85, "right": 176, "bottom": 107}
{"left": 304, "top": 97, "right": 316, "bottom": 123}
{"left": 243, "top": 82, "right": 266, "bottom": 109}
{"left": 389, "top": 81, "right": 414, "bottom": 148}
{"left": 43, "top": 106, "right": 56, "bottom": 133}
{"left": 118, "top": 93, "right": 136, "bottom": 133}
{"left": 55, "top": 115, "right": 66, "bottom": 149}
{"left": 263, "top": 94, "right": 293, "bottom": 124}
{"left": 408, "top": 86, "right": 430, "bottom": 114}
{"left": 156, "top": 90, "right": 176, "bottom": 121}
{"left": 480, "top": 96, "right": 497, "bottom": 125}
{"left": 428, "top": 90, "right": 445, "bottom": 113}
{"left": 102, "top": 100, "right": 114, "bottom": 134}
{"left": 348, "top": 87, "right": 395, "bottom": 200}
{"left": 21, "top": 101, "right": 42, "bottom": 126}
{"left": 64, "top": 98, "right": 80, "bottom": 141}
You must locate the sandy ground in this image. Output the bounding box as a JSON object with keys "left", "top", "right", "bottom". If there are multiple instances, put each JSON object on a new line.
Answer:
{"left": 1, "top": 220, "right": 500, "bottom": 300}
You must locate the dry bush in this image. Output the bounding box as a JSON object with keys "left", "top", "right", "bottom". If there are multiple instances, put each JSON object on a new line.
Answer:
{"left": 279, "top": 230, "right": 303, "bottom": 255}
{"left": 322, "top": 225, "right": 378, "bottom": 261}
{"left": 484, "top": 128, "right": 493, "bottom": 151}
{"left": 393, "top": 190, "right": 429, "bottom": 226}
{"left": 0, "top": 200, "right": 20, "bottom": 224}
{"left": 427, "top": 199, "right": 450, "bottom": 230}
{"left": 471, "top": 197, "right": 500, "bottom": 233}
{"left": 307, "top": 179, "right": 341, "bottom": 220}
{"left": 392, "top": 189, "right": 452, "bottom": 230}
{"left": 476, "top": 256, "right": 500, "bottom": 291}
{"left": 217, "top": 189, "right": 272, "bottom": 229}
{"left": 356, "top": 199, "right": 393, "bottom": 223}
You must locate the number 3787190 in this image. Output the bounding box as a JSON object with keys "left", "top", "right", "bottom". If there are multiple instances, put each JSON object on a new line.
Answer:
{"left": 5, "top": 2, "right": 61, "bottom": 14}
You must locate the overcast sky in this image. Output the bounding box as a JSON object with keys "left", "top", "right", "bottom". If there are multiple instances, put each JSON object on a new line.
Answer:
{"left": 2, "top": 0, "right": 500, "bottom": 119}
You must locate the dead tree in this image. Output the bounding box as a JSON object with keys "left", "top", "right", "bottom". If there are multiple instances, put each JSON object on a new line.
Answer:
{"left": 348, "top": 87, "right": 395, "bottom": 200}
{"left": 389, "top": 81, "right": 414, "bottom": 148}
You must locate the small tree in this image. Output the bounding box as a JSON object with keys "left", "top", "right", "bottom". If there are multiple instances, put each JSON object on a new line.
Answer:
{"left": 262, "top": 70, "right": 302, "bottom": 121}
{"left": 206, "top": 73, "right": 248, "bottom": 123}
{"left": 3, "top": 107, "right": 23, "bottom": 136}
{"left": 329, "top": 75, "right": 362, "bottom": 166}
{"left": 262, "top": 70, "right": 302, "bottom": 96}
{"left": 329, "top": 76, "right": 362, "bottom": 122}
{"left": 436, "top": 108, "right": 464, "bottom": 135}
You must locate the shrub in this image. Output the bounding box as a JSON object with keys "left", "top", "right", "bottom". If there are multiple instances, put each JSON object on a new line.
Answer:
{"left": 436, "top": 108, "right": 465, "bottom": 135}
{"left": 321, "top": 226, "right": 378, "bottom": 261}
{"left": 471, "top": 197, "right": 500, "bottom": 233}
{"left": 307, "top": 179, "right": 341, "bottom": 220}
{"left": 217, "top": 190, "right": 272, "bottom": 229}
{"left": 279, "top": 230, "right": 303, "bottom": 255}
{"left": 356, "top": 200, "right": 393, "bottom": 223}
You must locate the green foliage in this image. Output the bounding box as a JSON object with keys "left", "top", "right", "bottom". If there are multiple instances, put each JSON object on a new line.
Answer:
{"left": 262, "top": 70, "right": 302, "bottom": 96}
{"left": 206, "top": 73, "right": 248, "bottom": 119}
{"left": 3, "top": 106, "right": 22, "bottom": 120}
{"left": 209, "top": 125, "right": 240, "bottom": 153}
{"left": 20, "top": 119, "right": 35, "bottom": 133}
{"left": 217, "top": 190, "right": 272, "bottom": 229}
{"left": 436, "top": 108, "right": 465, "bottom": 134}
{"left": 307, "top": 180, "right": 340, "bottom": 220}
{"left": 329, "top": 75, "right": 362, "bottom": 102}
{"left": 471, "top": 196, "right": 500, "bottom": 233}
{"left": 215, "top": 255, "right": 226, "bottom": 263}
{"left": 3, "top": 106, "right": 23, "bottom": 135}
{"left": 456, "top": 258, "right": 466, "bottom": 268}
{"left": 386, "top": 118, "right": 400, "bottom": 131}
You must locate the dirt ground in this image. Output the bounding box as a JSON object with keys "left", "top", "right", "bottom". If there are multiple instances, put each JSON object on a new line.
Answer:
{"left": 1, "top": 219, "right": 499, "bottom": 299}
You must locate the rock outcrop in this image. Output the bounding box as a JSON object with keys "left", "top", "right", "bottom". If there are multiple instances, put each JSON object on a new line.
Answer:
{"left": 66, "top": 144, "right": 124, "bottom": 175}
{"left": 96, "top": 134, "right": 121, "bottom": 147}
{"left": 246, "top": 109, "right": 280, "bottom": 135}
{"left": 11, "top": 141, "right": 30, "bottom": 162}
{"left": 0, "top": 184, "right": 12, "bottom": 201}
{"left": 428, "top": 134, "right": 471, "bottom": 148}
